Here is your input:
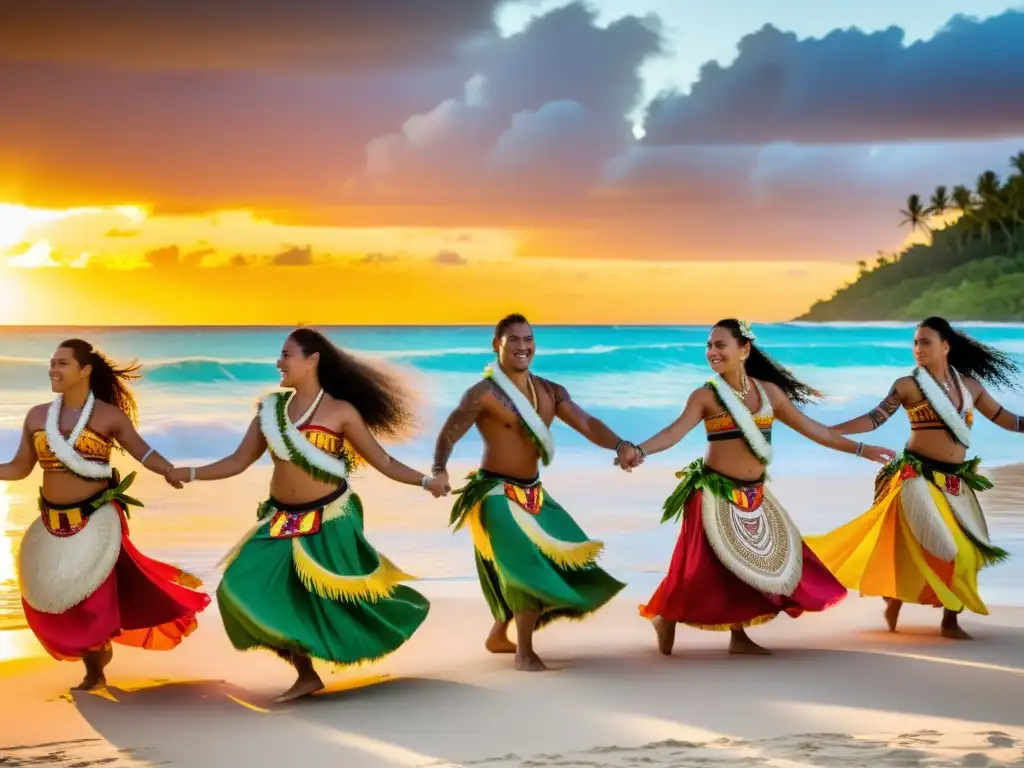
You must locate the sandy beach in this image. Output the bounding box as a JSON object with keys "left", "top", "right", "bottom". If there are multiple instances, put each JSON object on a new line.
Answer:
{"left": 0, "top": 462, "right": 1021, "bottom": 767}
{"left": 1, "top": 592, "right": 1022, "bottom": 767}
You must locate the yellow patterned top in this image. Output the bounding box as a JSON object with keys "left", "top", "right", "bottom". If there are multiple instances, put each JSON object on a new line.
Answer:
{"left": 906, "top": 400, "right": 974, "bottom": 431}
{"left": 299, "top": 425, "right": 346, "bottom": 457}
{"left": 32, "top": 428, "right": 113, "bottom": 472}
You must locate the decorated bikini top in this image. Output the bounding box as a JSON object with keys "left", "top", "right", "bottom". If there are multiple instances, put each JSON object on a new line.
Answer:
{"left": 258, "top": 389, "right": 350, "bottom": 484}
{"left": 38, "top": 393, "right": 115, "bottom": 479}
{"left": 483, "top": 360, "right": 555, "bottom": 465}
{"left": 705, "top": 376, "right": 774, "bottom": 465}
{"left": 910, "top": 366, "right": 974, "bottom": 447}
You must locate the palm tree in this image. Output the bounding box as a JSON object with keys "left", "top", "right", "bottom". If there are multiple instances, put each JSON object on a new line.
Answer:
{"left": 1010, "top": 151, "right": 1024, "bottom": 177}
{"left": 950, "top": 184, "right": 975, "bottom": 253}
{"left": 928, "top": 185, "right": 951, "bottom": 221}
{"left": 976, "top": 170, "right": 1015, "bottom": 251}
{"left": 899, "top": 194, "right": 931, "bottom": 242}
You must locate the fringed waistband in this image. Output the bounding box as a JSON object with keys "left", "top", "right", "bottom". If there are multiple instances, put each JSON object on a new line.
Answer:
{"left": 660, "top": 458, "right": 768, "bottom": 524}
{"left": 37, "top": 468, "right": 141, "bottom": 519}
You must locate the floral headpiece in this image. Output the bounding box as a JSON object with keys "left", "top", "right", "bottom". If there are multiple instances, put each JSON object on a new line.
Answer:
{"left": 737, "top": 320, "right": 756, "bottom": 341}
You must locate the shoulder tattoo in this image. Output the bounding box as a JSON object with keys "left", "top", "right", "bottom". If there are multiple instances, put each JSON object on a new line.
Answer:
{"left": 868, "top": 384, "right": 901, "bottom": 427}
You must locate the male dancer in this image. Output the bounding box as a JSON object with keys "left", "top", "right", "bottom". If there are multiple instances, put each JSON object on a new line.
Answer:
{"left": 432, "top": 313, "right": 633, "bottom": 671}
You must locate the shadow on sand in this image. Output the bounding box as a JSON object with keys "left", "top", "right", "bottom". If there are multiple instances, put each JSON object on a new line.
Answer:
{"left": 40, "top": 620, "right": 1024, "bottom": 768}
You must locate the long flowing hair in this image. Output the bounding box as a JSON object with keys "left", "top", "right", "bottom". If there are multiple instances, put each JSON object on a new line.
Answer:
{"left": 288, "top": 328, "right": 416, "bottom": 438}
{"left": 919, "top": 317, "right": 1020, "bottom": 389}
{"left": 59, "top": 339, "right": 141, "bottom": 424}
{"left": 712, "top": 319, "right": 821, "bottom": 405}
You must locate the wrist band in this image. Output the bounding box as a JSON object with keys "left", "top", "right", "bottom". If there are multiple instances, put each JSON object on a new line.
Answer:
{"left": 141, "top": 447, "right": 155, "bottom": 465}
{"left": 189, "top": 467, "right": 196, "bottom": 482}
{"left": 421, "top": 475, "right": 430, "bottom": 489}
{"left": 855, "top": 442, "right": 864, "bottom": 457}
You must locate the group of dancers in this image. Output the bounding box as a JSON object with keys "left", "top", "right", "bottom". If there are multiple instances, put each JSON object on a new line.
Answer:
{"left": 0, "top": 315, "right": 1017, "bottom": 702}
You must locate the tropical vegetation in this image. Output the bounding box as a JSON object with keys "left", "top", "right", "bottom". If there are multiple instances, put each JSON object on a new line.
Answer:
{"left": 797, "top": 151, "right": 1024, "bottom": 321}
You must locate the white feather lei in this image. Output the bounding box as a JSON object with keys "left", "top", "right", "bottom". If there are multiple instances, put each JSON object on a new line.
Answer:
{"left": 707, "top": 376, "right": 773, "bottom": 465}
{"left": 913, "top": 366, "right": 973, "bottom": 448}
{"left": 258, "top": 390, "right": 349, "bottom": 480}
{"left": 44, "top": 393, "right": 113, "bottom": 479}
{"left": 483, "top": 360, "right": 555, "bottom": 465}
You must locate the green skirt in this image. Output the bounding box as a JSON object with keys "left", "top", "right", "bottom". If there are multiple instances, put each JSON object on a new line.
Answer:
{"left": 451, "top": 470, "right": 624, "bottom": 630}
{"left": 217, "top": 483, "right": 429, "bottom": 666}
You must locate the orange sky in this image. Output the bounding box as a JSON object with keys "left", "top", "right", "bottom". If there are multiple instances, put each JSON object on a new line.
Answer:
{"left": 0, "top": 203, "right": 857, "bottom": 324}
{"left": 3, "top": 5, "right": 1020, "bottom": 325}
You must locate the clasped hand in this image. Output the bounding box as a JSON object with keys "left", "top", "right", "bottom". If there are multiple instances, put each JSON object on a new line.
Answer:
{"left": 614, "top": 442, "right": 643, "bottom": 472}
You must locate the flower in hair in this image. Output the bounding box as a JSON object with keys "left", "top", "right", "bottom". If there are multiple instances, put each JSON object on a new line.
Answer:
{"left": 737, "top": 320, "right": 756, "bottom": 341}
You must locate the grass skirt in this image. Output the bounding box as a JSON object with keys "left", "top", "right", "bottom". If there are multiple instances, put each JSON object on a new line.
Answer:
{"left": 450, "top": 470, "right": 624, "bottom": 630}
{"left": 639, "top": 459, "right": 846, "bottom": 630}
{"left": 216, "top": 483, "right": 429, "bottom": 666}
{"left": 805, "top": 451, "right": 1005, "bottom": 615}
{"left": 19, "top": 478, "right": 209, "bottom": 661}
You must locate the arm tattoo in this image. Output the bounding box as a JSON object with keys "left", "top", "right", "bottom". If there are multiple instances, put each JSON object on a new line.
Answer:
{"left": 867, "top": 386, "right": 901, "bottom": 428}
{"left": 431, "top": 383, "right": 487, "bottom": 473}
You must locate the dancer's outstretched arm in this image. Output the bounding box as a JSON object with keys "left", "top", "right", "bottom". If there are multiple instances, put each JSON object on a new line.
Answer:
{"left": 109, "top": 408, "right": 179, "bottom": 479}
{"left": 340, "top": 403, "right": 446, "bottom": 496}
{"left": 168, "top": 417, "right": 267, "bottom": 484}
{"left": 766, "top": 383, "right": 896, "bottom": 463}
{"left": 967, "top": 378, "right": 1024, "bottom": 432}
{"left": 633, "top": 388, "right": 707, "bottom": 462}
{"left": 431, "top": 380, "right": 490, "bottom": 490}
{"left": 541, "top": 378, "right": 635, "bottom": 465}
{"left": 0, "top": 414, "right": 38, "bottom": 482}
{"left": 829, "top": 378, "right": 910, "bottom": 434}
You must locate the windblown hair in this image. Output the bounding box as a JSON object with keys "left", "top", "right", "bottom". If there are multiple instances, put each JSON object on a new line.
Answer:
{"left": 288, "top": 328, "right": 415, "bottom": 437}
{"left": 712, "top": 319, "right": 822, "bottom": 405}
{"left": 919, "top": 316, "right": 1020, "bottom": 390}
{"left": 59, "top": 339, "right": 141, "bottom": 425}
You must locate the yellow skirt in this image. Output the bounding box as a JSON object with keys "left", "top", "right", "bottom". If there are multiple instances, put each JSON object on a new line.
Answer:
{"left": 805, "top": 464, "right": 988, "bottom": 615}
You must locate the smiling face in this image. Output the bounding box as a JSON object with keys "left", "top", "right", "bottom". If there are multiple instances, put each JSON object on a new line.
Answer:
{"left": 276, "top": 336, "right": 319, "bottom": 389}
{"left": 49, "top": 345, "right": 91, "bottom": 394}
{"left": 913, "top": 325, "right": 949, "bottom": 368}
{"left": 493, "top": 321, "right": 535, "bottom": 373}
{"left": 706, "top": 325, "right": 748, "bottom": 375}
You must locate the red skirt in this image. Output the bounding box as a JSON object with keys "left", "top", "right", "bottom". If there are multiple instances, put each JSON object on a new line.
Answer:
{"left": 640, "top": 487, "right": 846, "bottom": 629}
{"left": 22, "top": 503, "right": 210, "bottom": 661}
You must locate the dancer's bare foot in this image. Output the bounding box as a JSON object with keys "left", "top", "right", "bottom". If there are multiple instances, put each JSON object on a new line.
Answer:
{"left": 884, "top": 597, "right": 903, "bottom": 632}
{"left": 651, "top": 616, "right": 676, "bottom": 656}
{"left": 728, "top": 628, "right": 771, "bottom": 656}
{"left": 274, "top": 674, "right": 325, "bottom": 703}
{"left": 485, "top": 621, "right": 517, "bottom": 654}
{"left": 72, "top": 646, "right": 112, "bottom": 690}
{"left": 514, "top": 651, "right": 548, "bottom": 672}
{"left": 941, "top": 609, "right": 972, "bottom": 640}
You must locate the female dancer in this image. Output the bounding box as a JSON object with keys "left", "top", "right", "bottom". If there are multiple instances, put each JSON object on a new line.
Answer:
{"left": 806, "top": 317, "right": 1020, "bottom": 639}
{"left": 168, "top": 328, "right": 446, "bottom": 703}
{"left": 618, "top": 320, "right": 895, "bottom": 655}
{"left": 0, "top": 339, "right": 209, "bottom": 690}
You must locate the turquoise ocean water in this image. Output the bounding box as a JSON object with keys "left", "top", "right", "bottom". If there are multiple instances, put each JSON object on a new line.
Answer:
{"left": 0, "top": 323, "right": 1022, "bottom": 630}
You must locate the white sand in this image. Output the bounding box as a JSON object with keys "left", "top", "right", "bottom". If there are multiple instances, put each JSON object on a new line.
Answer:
{"left": 0, "top": 592, "right": 1022, "bottom": 767}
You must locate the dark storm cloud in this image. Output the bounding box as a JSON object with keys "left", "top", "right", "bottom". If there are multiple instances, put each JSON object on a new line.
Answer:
{"left": 642, "top": 10, "right": 1024, "bottom": 145}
